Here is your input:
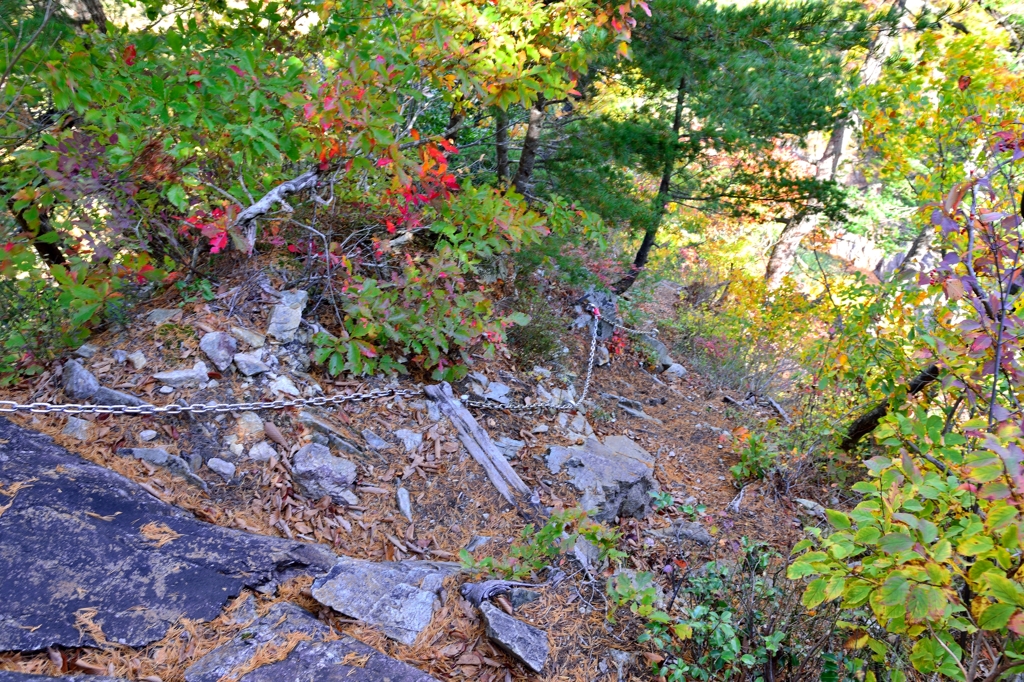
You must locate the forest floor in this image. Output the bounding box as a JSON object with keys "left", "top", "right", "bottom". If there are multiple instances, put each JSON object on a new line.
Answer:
{"left": 0, "top": 261, "right": 828, "bottom": 682}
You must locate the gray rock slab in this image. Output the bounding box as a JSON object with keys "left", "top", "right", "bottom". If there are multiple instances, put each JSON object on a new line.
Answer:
{"left": 298, "top": 412, "right": 363, "bottom": 456}
{"left": 311, "top": 557, "right": 460, "bottom": 645}
{"left": 494, "top": 436, "right": 526, "bottom": 460}
{"left": 184, "top": 602, "right": 437, "bottom": 682}
{"left": 0, "top": 674, "right": 126, "bottom": 682}
{"left": 152, "top": 361, "right": 209, "bottom": 387}
{"left": 207, "top": 457, "right": 236, "bottom": 481}
{"left": 145, "top": 308, "right": 183, "bottom": 325}
{"left": 139, "top": 429, "right": 158, "bottom": 442}
{"left": 266, "top": 290, "right": 308, "bottom": 343}
{"left": 479, "top": 601, "right": 549, "bottom": 673}
{"left": 198, "top": 332, "right": 237, "bottom": 372}
{"left": 0, "top": 417, "right": 335, "bottom": 651}
{"left": 481, "top": 382, "right": 510, "bottom": 405}
{"left": 291, "top": 443, "right": 356, "bottom": 505}
{"left": 247, "top": 441, "right": 277, "bottom": 462}
{"left": 229, "top": 326, "right": 265, "bottom": 349}
{"left": 665, "top": 363, "right": 688, "bottom": 380}
{"left": 545, "top": 437, "right": 658, "bottom": 521}
{"left": 233, "top": 352, "right": 269, "bottom": 376}
{"left": 93, "top": 386, "right": 150, "bottom": 407}
{"left": 73, "top": 343, "right": 100, "bottom": 359}
{"left": 648, "top": 519, "right": 713, "bottom": 546}
{"left": 638, "top": 336, "right": 673, "bottom": 372}
{"left": 361, "top": 429, "right": 390, "bottom": 450}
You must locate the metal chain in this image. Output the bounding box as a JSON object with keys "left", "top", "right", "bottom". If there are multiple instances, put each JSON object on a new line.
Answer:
{"left": 0, "top": 309, "right": 648, "bottom": 417}
{"left": 611, "top": 321, "right": 658, "bottom": 337}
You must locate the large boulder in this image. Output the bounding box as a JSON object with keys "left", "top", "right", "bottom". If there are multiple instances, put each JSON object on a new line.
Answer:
{"left": 184, "top": 602, "right": 437, "bottom": 682}
{"left": 291, "top": 443, "right": 357, "bottom": 504}
{"left": 311, "top": 557, "right": 459, "bottom": 645}
{"left": 0, "top": 417, "right": 335, "bottom": 651}
{"left": 546, "top": 436, "right": 658, "bottom": 521}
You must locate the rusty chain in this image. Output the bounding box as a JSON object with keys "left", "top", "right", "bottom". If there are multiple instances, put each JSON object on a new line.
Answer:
{"left": 0, "top": 308, "right": 652, "bottom": 417}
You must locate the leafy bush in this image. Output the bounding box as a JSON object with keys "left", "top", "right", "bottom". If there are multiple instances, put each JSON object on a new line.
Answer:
{"left": 730, "top": 433, "right": 777, "bottom": 482}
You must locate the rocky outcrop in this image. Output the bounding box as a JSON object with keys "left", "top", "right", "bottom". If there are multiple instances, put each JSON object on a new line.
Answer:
{"left": 546, "top": 436, "right": 658, "bottom": 521}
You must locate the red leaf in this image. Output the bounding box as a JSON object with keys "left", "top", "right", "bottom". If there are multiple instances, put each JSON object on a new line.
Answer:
{"left": 1010, "top": 611, "right": 1024, "bottom": 635}
{"left": 122, "top": 44, "right": 137, "bottom": 66}
{"left": 958, "top": 75, "right": 971, "bottom": 91}
{"left": 3, "top": 242, "right": 13, "bottom": 252}
{"left": 229, "top": 65, "right": 246, "bottom": 78}
{"left": 376, "top": 157, "right": 392, "bottom": 167}
{"left": 209, "top": 231, "right": 228, "bottom": 254}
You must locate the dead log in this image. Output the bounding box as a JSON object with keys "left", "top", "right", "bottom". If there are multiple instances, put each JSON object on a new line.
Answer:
{"left": 840, "top": 364, "right": 940, "bottom": 451}
{"left": 424, "top": 383, "right": 531, "bottom": 506}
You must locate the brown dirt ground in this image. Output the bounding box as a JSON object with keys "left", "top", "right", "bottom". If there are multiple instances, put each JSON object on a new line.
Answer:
{"left": 0, "top": 267, "right": 820, "bottom": 682}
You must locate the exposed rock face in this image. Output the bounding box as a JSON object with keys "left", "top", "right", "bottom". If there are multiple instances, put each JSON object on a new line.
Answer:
{"left": 198, "top": 332, "right": 237, "bottom": 372}
{"left": 153, "top": 361, "right": 209, "bottom": 387}
{"left": 60, "top": 360, "right": 150, "bottom": 407}
{"left": 0, "top": 417, "right": 335, "bottom": 651}
{"left": 266, "top": 290, "right": 308, "bottom": 343}
{"left": 479, "top": 601, "right": 549, "bottom": 673}
{"left": 637, "top": 335, "right": 674, "bottom": 372}
{"left": 291, "top": 443, "right": 357, "bottom": 505}
{"left": 546, "top": 436, "right": 658, "bottom": 521}
{"left": 183, "top": 602, "right": 437, "bottom": 682}
{"left": 311, "top": 557, "right": 460, "bottom": 645}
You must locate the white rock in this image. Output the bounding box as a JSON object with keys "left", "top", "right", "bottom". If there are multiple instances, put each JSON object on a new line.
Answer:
{"left": 62, "top": 416, "right": 92, "bottom": 441}
{"left": 153, "top": 361, "right": 209, "bottom": 387}
{"left": 230, "top": 326, "right": 266, "bottom": 349}
{"left": 394, "top": 429, "right": 422, "bottom": 452}
{"left": 139, "top": 429, "right": 158, "bottom": 442}
{"left": 236, "top": 412, "right": 265, "bottom": 440}
{"left": 74, "top": 343, "right": 100, "bottom": 359}
{"left": 397, "top": 487, "right": 413, "bottom": 521}
{"left": 266, "top": 290, "right": 308, "bottom": 343}
{"left": 207, "top": 457, "right": 236, "bottom": 481}
{"left": 127, "top": 351, "right": 147, "bottom": 370}
{"left": 234, "top": 352, "right": 270, "bottom": 376}
{"left": 159, "top": 386, "right": 174, "bottom": 394}
{"left": 112, "top": 350, "right": 128, "bottom": 364}
{"left": 269, "top": 375, "right": 300, "bottom": 397}
{"left": 145, "top": 308, "right": 182, "bottom": 325}
{"left": 248, "top": 441, "right": 277, "bottom": 461}
{"left": 198, "top": 332, "right": 238, "bottom": 372}
{"left": 531, "top": 424, "right": 549, "bottom": 434}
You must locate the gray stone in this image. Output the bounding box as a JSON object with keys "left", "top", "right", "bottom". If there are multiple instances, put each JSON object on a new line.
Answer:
{"left": 494, "top": 436, "right": 526, "bottom": 460}
{"left": 397, "top": 486, "right": 413, "bottom": 521}
{"left": 465, "top": 535, "right": 492, "bottom": 552}
{"left": 139, "top": 429, "right": 158, "bottom": 442}
{"left": 595, "top": 344, "right": 611, "bottom": 367}
{"left": 248, "top": 441, "right": 277, "bottom": 462}
{"left": 481, "top": 382, "right": 511, "bottom": 405}
{"left": 93, "top": 386, "right": 150, "bottom": 407}
{"left": 426, "top": 400, "right": 441, "bottom": 422}
{"left": 112, "top": 349, "right": 128, "bottom": 364}
{"left": 165, "top": 455, "right": 209, "bottom": 491}
{"left": 233, "top": 352, "right": 270, "bottom": 376}
{"left": 198, "top": 332, "right": 237, "bottom": 372}
{"left": 546, "top": 437, "right": 658, "bottom": 521}
{"left": 62, "top": 359, "right": 99, "bottom": 400}
{"left": 269, "top": 375, "right": 300, "bottom": 397}
{"left": 183, "top": 602, "right": 437, "bottom": 682}
{"left": 266, "top": 290, "right": 308, "bottom": 343}
{"left": 394, "top": 428, "right": 422, "bottom": 452}
{"left": 298, "top": 412, "right": 363, "bottom": 456}
{"left": 62, "top": 416, "right": 92, "bottom": 441}
{"left": 122, "top": 447, "right": 172, "bottom": 465}
{"left": 74, "top": 342, "right": 100, "bottom": 359}
{"left": 0, "top": 674, "right": 127, "bottom": 682}
{"left": 127, "top": 351, "right": 147, "bottom": 370}
{"left": 468, "top": 371, "right": 489, "bottom": 388}
{"left": 531, "top": 423, "right": 549, "bottom": 434}
{"left": 362, "top": 429, "right": 391, "bottom": 450}
{"left": 291, "top": 443, "right": 357, "bottom": 505}
{"left": 207, "top": 457, "right": 236, "bottom": 481}
{"left": 336, "top": 489, "right": 360, "bottom": 506}
{"left": 532, "top": 366, "right": 552, "bottom": 379}
{"left": 0, "top": 417, "right": 336, "bottom": 651}
{"left": 311, "top": 557, "right": 460, "bottom": 645}
{"left": 235, "top": 412, "right": 264, "bottom": 440}
{"left": 479, "top": 601, "right": 549, "bottom": 673}
{"left": 603, "top": 435, "right": 655, "bottom": 466}
{"left": 665, "top": 363, "right": 688, "bottom": 380}
{"left": 153, "top": 361, "right": 209, "bottom": 387}
{"left": 230, "top": 325, "right": 266, "bottom": 349}
{"left": 510, "top": 588, "right": 541, "bottom": 608}
{"left": 574, "top": 535, "right": 603, "bottom": 574}
{"left": 145, "top": 308, "right": 183, "bottom": 325}
{"left": 638, "top": 335, "right": 674, "bottom": 372}
{"left": 159, "top": 386, "right": 174, "bottom": 394}
{"left": 647, "top": 519, "right": 713, "bottom": 546}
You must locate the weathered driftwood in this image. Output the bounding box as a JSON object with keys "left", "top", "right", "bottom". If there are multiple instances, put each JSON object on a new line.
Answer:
{"left": 424, "top": 382, "right": 531, "bottom": 506}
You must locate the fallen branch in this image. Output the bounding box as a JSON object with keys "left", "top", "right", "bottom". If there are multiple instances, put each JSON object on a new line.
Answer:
{"left": 233, "top": 169, "right": 321, "bottom": 251}
{"left": 424, "top": 382, "right": 531, "bottom": 506}
{"left": 840, "top": 364, "right": 940, "bottom": 451}
{"left": 767, "top": 397, "right": 792, "bottom": 425}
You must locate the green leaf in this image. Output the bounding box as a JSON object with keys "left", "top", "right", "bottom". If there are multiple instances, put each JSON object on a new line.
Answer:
{"left": 825, "top": 509, "right": 851, "bottom": 530}
{"left": 167, "top": 185, "right": 188, "bottom": 211}
{"left": 880, "top": 532, "right": 915, "bottom": 554}
{"left": 878, "top": 575, "right": 910, "bottom": 606}
{"left": 803, "top": 578, "right": 828, "bottom": 609}
{"left": 979, "top": 603, "right": 1017, "bottom": 630}
{"left": 70, "top": 302, "right": 101, "bottom": 328}
{"left": 984, "top": 574, "right": 1024, "bottom": 607}
{"left": 958, "top": 535, "right": 994, "bottom": 556}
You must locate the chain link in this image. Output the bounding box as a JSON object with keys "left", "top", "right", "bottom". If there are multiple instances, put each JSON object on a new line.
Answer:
{"left": 0, "top": 310, "right": 651, "bottom": 417}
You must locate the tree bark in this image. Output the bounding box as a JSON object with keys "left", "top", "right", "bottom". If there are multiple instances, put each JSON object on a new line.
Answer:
{"left": 511, "top": 96, "right": 545, "bottom": 199}
{"left": 495, "top": 108, "right": 509, "bottom": 184}
{"left": 764, "top": 210, "right": 817, "bottom": 291}
{"left": 65, "top": 0, "right": 108, "bottom": 32}
{"left": 612, "top": 78, "right": 686, "bottom": 295}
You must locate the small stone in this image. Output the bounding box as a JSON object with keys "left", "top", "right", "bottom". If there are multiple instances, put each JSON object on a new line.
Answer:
{"left": 236, "top": 412, "right": 264, "bottom": 441}
{"left": 62, "top": 416, "right": 92, "bottom": 441}
{"left": 510, "top": 588, "right": 541, "bottom": 608}
{"left": 594, "top": 344, "right": 611, "bottom": 367}
{"left": 531, "top": 424, "right": 549, "bottom": 434}
{"left": 233, "top": 352, "right": 270, "bottom": 376}
{"left": 198, "top": 332, "right": 237, "bottom": 372}
{"left": 269, "top": 375, "right": 300, "bottom": 397}
{"left": 127, "top": 351, "right": 147, "bottom": 370}
{"left": 159, "top": 386, "right": 174, "bottom": 394}
{"left": 532, "top": 366, "right": 552, "bottom": 379}
{"left": 266, "top": 290, "right": 308, "bottom": 343}
{"left": 120, "top": 447, "right": 171, "bottom": 466}
{"left": 229, "top": 443, "right": 244, "bottom": 457}
{"left": 468, "top": 371, "right": 489, "bottom": 388}
{"left": 494, "top": 436, "right": 526, "bottom": 460}
{"left": 479, "top": 601, "right": 549, "bottom": 673}
{"left": 465, "top": 536, "right": 492, "bottom": 552}
{"left": 336, "top": 489, "right": 361, "bottom": 506}
{"left": 62, "top": 360, "right": 100, "bottom": 400}
{"left": 397, "top": 487, "right": 413, "bottom": 521}
{"left": 394, "top": 429, "right": 422, "bottom": 452}
{"left": 482, "top": 382, "right": 511, "bottom": 405}
{"left": 153, "top": 361, "right": 209, "bottom": 387}
{"left": 205, "top": 380, "right": 219, "bottom": 389}
{"left": 229, "top": 325, "right": 265, "bottom": 349}
{"left": 112, "top": 349, "right": 128, "bottom": 364}
{"left": 248, "top": 441, "right": 277, "bottom": 462}
{"left": 362, "top": 429, "right": 390, "bottom": 450}
{"left": 145, "top": 308, "right": 182, "bottom": 325}
{"left": 139, "top": 429, "right": 158, "bottom": 442}
{"left": 665, "top": 363, "right": 688, "bottom": 380}
{"left": 207, "top": 457, "right": 236, "bottom": 481}
{"left": 74, "top": 342, "right": 100, "bottom": 359}
{"left": 291, "top": 443, "right": 357, "bottom": 505}
{"left": 427, "top": 401, "right": 441, "bottom": 422}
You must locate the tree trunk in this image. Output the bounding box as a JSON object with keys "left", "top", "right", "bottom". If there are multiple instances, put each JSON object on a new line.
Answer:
{"left": 612, "top": 78, "right": 686, "bottom": 294}
{"left": 64, "top": 0, "right": 107, "bottom": 32}
{"left": 512, "top": 96, "right": 545, "bottom": 199}
{"left": 764, "top": 210, "right": 817, "bottom": 291}
{"left": 495, "top": 108, "right": 509, "bottom": 184}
